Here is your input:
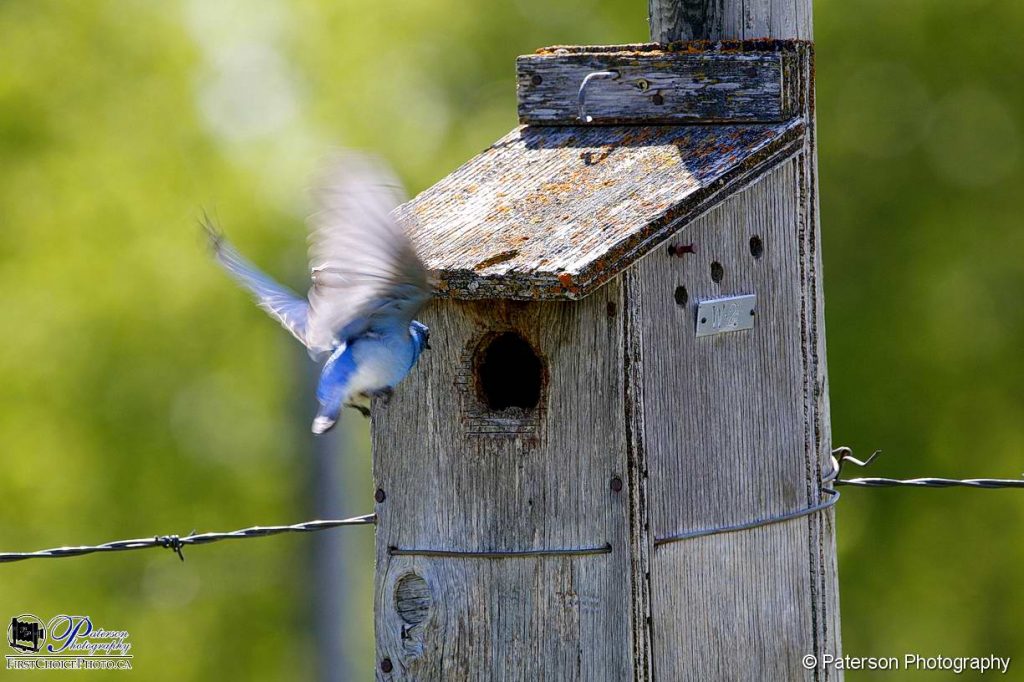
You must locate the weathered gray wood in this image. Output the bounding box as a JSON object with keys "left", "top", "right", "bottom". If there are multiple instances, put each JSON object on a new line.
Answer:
{"left": 622, "top": 269, "right": 654, "bottom": 681}
{"left": 797, "top": 42, "right": 843, "bottom": 676}
{"left": 620, "top": 34, "right": 840, "bottom": 679}
{"left": 372, "top": 1, "right": 838, "bottom": 676}
{"left": 517, "top": 48, "right": 796, "bottom": 125}
{"left": 651, "top": 0, "right": 724, "bottom": 42}
{"left": 649, "top": 0, "right": 812, "bottom": 42}
{"left": 373, "top": 287, "right": 639, "bottom": 680}
{"left": 631, "top": 156, "right": 838, "bottom": 678}
{"left": 375, "top": 139, "right": 839, "bottom": 678}
{"left": 397, "top": 117, "right": 805, "bottom": 301}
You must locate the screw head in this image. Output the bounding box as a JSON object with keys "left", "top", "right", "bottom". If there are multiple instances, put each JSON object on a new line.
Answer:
{"left": 530, "top": 74, "right": 543, "bottom": 86}
{"left": 375, "top": 488, "right": 386, "bottom": 503}
{"left": 381, "top": 658, "right": 394, "bottom": 673}
{"left": 610, "top": 476, "right": 623, "bottom": 492}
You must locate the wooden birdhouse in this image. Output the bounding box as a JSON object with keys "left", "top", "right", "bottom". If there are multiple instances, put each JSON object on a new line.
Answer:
{"left": 371, "top": 36, "right": 840, "bottom": 681}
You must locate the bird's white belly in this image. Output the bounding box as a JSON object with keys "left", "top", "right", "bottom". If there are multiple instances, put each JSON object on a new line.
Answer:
{"left": 345, "top": 336, "right": 414, "bottom": 398}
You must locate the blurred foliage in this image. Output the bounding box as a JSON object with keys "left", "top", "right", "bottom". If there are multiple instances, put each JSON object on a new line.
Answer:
{"left": 0, "top": 0, "right": 1020, "bottom": 679}
{"left": 817, "top": 0, "right": 1024, "bottom": 670}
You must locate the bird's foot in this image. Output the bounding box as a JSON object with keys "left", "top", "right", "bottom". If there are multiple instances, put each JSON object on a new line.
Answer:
{"left": 345, "top": 402, "right": 372, "bottom": 419}
{"left": 370, "top": 387, "right": 395, "bottom": 406}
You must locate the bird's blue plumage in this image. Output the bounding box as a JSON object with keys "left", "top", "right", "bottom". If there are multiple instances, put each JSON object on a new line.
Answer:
{"left": 316, "top": 344, "right": 359, "bottom": 415}
{"left": 311, "top": 321, "right": 428, "bottom": 434}
{"left": 408, "top": 320, "right": 430, "bottom": 367}
{"left": 205, "top": 152, "right": 433, "bottom": 434}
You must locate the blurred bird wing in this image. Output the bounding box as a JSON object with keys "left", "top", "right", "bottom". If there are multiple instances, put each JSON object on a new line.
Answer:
{"left": 205, "top": 221, "right": 310, "bottom": 347}
{"left": 304, "top": 153, "right": 431, "bottom": 353}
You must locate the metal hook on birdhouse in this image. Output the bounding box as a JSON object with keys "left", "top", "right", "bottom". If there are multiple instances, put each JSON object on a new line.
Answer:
{"left": 577, "top": 70, "right": 619, "bottom": 123}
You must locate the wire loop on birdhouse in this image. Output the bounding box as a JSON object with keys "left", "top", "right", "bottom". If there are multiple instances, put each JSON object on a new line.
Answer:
{"left": 653, "top": 452, "right": 843, "bottom": 547}
{"left": 577, "top": 70, "right": 619, "bottom": 123}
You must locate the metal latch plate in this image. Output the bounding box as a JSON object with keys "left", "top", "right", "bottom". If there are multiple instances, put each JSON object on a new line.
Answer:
{"left": 695, "top": 295, "right": 756, "bottom": 337}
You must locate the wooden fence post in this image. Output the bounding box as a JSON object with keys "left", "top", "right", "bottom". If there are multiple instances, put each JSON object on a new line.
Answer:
{"left": 370, "top": 0, "right": 841, "bottom": 678}
{"left": 641, "top": 2, "right": 841, "bottom": 680}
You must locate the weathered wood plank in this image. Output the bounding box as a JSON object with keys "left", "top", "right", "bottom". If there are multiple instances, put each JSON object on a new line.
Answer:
{"left": 622, "top": 267, "right": 654, "bottom": 681}
{"left": 529, "top": 41, "right": 799, "bottom": 55}
{"left": 649, "top": 0, "right": 812, "bottom": 41}
{"left": 795, "top": 42, "right": 843, "bottom": 678}
{"left": 517, "top": 50, "right": 796, "bottom": 125}
{"left": 397, "top": 118, "right": 805, "bottom": 301}
{"left": 373, "top": 286, "right": 638, "bottom": 680}
{"left": 633, "top": 156, "right": 835, "bottom": 679}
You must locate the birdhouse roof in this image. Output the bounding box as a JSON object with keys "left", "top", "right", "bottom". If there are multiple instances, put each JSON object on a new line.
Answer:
{"left": 397, "top": 41, "right": 810, "bottom": 300}
{"left": 399, "top": 119, "right": 802, "bottom": 300}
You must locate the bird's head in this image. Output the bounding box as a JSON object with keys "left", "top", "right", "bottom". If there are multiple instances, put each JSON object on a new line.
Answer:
{"left": 409, "top": 320, "right": 431, "bottom": 354}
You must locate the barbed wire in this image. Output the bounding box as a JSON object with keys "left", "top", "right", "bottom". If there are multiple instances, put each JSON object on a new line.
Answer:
{"left": 1, "top": 447, "right": 1022, "bottom": 564}
{"left": 0, "top": 514, "right": 375, "bottom": 564}
{"left": 654, "top": 448, "right": 1023, "bottom": 547}
{"left": 832, "top": 447, "right": 1024, "bottom": 489}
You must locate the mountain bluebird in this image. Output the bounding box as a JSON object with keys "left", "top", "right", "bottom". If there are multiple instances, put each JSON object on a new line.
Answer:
{"left": 204, "top": 153, "right": 432, "bottom": 434}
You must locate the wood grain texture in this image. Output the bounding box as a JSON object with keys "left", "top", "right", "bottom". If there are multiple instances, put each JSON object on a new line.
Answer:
{"left": 623, "top": 268, "right": 654, "bottom": 681}
{"left": 397, "top": 118, "right": 804, "bottom": 301}
{"left": 634, "top": 158, "right": 811, "bottom": 679}
{"left": 373, "top": 36, "right": 838, "bottom": 680}
{"left": 796, "top": 43, "right": 844, "bottom": 678}
{"left": 649, "top": 0, "right": 721, "bottom": 42}
{"left": 517, "top": 50, "right": 795, "bottom": 125}
{"left": 624, "top": 41, "right": 839, "bottom": 679}
{"left": 630, "top": 158, "right": 839, "bottom": 680}
{"left": 649, "top": 0, "right": 812, "bottom": 41}
{"left": 373, "top": 286, "right": 640, "bottom": 680}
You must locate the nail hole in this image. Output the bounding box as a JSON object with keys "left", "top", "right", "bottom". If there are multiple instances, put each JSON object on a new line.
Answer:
{"left": 474, "top": 332, "right": 544, "bottom": 411}
{"left": 381, "top": 658, "right": 394, "bottom": 673}
{"left": 652, "top": 93, "right": 664, "bottom": 105}
{"left": 700, "top": 317, "right": 707, "bottom": 324}
{"left": 610, "top": 476, "right": 623, "bottom": 492}
{"left": 673, "top": 285, "right": 688, "bottom": 307}
{"left": 375, "top": 488, "right": 386, "bottom": 503}
{"left": 749, "top": 235, "right": 764, "bottom": 259}
{"left": 530, "top": 74, "right": 542, "bottom": 86}
{"left": 710, "top": 261, "right": 724, "bottom": 283}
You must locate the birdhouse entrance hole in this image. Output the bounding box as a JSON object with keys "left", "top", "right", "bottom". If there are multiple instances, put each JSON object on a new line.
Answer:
{"left": 473, "top": 332, "right": 544, "bottom": 411}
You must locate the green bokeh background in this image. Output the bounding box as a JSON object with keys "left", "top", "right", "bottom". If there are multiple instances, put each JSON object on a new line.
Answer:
{"left": 1, "top": 1, "right": 1021, "bottom": 679}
